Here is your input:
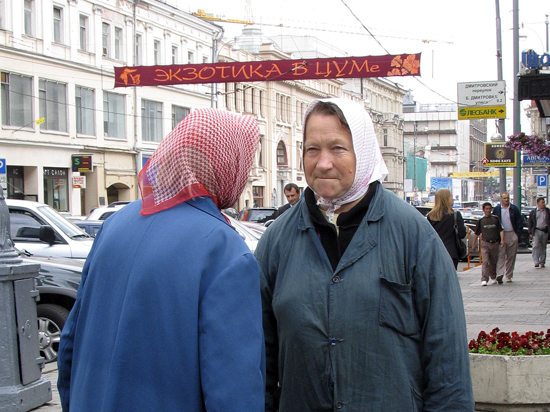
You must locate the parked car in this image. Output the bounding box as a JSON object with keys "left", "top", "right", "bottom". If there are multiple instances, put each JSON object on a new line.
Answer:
{"left": 7, "top": 199, "right": 94, "bottom": 259}
{"left": 27, "top": 254, "right": 84, "bottom": 363}
{"left": 74, "top": 220, "right": 104, "bottom": 237}
{"left": 86, "top": 202, "right": 128, "bottom": 221}
{"left": 237, "top": 207, "right": 278, "bottom": 225}
{"left": 224, "top": 213, "right": 263, "bottom": 252}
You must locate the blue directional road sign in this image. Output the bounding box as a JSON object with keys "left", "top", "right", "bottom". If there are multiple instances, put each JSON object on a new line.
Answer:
{"left": 537, "top": 175, "right": 548, "bottom": 186}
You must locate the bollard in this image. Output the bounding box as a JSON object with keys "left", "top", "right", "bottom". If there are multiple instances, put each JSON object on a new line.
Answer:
{"left": 0, "top": 185, "right": 51, "bottom": 411}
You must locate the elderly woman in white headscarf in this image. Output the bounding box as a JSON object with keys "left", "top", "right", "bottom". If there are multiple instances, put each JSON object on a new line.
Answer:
{"left": 255, "top": 98, "right": 474, "bottom": 412}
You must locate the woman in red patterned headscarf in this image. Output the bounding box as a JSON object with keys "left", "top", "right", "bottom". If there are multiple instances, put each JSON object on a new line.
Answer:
{"left": 58, "top": 108, "right": 266, "bottom": 412}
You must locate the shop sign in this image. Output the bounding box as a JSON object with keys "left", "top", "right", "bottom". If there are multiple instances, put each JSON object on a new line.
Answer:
{"left": 522, "top": 50, "right": 550, "bottom": 70}
{"left": 43, "top": 167, "right": 68, "bottom": 177}
{"left": 73, "top": 176, "right": 86, "bottom": 189}
{"left": 484, "top": 143, "right": 516, "bottom": 167}
{"left": 72, "top": 155, "right": 93, "bottom": 173}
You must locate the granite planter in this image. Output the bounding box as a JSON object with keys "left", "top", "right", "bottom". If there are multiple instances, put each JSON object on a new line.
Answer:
{"left": 470, "top": 353, "right": 550, "bottom": 412}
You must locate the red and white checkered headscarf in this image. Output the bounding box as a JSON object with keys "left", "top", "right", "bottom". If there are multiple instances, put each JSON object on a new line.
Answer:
{"left": 139, "top": 108, "right": 260, "bottom": 215}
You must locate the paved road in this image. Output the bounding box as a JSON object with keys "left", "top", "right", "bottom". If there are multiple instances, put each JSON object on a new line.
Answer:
{"left": 31, "top": 252, "right": 550, "bottom": 411}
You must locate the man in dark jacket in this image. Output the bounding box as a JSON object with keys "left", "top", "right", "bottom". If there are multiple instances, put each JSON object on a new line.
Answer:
{"left": 492, "top": 192, "right": 523, "bottom": 283}
{"left": 277, "top": 183, "right": 300, "bottom": 217}
{"left": 472, "top": 203, "right": 504, "bottom": 286}
{"left": 528, "top": 197, "right": 550, "bottom": 268}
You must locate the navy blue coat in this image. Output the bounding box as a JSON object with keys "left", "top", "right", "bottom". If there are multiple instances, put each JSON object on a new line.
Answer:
{"left": 58, "top": 198, "right": 265, "bottom": 411}
{"left": 492, "top": 203, "right": 523, "bottom": 237}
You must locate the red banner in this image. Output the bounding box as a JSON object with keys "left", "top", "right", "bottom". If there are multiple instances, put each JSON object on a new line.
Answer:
{"left": 114, "top": 53, "right": 421, "bottom": 88}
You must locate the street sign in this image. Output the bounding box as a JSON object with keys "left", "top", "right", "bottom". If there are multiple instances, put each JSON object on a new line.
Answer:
{"left": 0, "top": 158, "right": 5, "bottom": 174}
{"left": 522, "top": 155, "right": 550, "bottom": 166}
{"left": 457, "top": 81, "right": 506, "bottom": 107}
{"left": 537, "top": 175, "right": 547, "bottom": 187}
{"left": 484, "top": 143, "right": 516, "bottom": 167}
{"left": 458, "top": 106, "right": 506, "bottom": 119}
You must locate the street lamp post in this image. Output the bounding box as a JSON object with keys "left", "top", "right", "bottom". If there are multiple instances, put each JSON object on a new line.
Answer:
{"left": 413, "top": 121, "right": 417, "bottom": 199}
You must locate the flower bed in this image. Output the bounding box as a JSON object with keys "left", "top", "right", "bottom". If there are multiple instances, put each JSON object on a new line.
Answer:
{"left": 469, "top": 329, "right": 550, "bottom": 412}
{"left": 469, "top": 328, "right": 550, "bottom": 356}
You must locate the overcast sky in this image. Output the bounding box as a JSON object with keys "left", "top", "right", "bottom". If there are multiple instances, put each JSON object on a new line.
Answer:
{"left": 179, "top": 0, "right": 549, "bottom": 135}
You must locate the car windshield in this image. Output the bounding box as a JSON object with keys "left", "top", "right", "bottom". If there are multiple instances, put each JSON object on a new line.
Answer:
{"left": 249, "top": 209, "right": 277, "bottom": 223}
{"left": 37, "top": 205, "right": 92, "bottom": 239}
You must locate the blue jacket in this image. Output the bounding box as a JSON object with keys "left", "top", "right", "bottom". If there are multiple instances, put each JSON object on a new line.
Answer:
{"left": 256, "top": 185, "right": 474, "bottom": 411}
{"left": 58, "top": 198, "right": 265, "bottom": 412}
{"left": 492, "top": 203, "right": 523, "bottom": 237}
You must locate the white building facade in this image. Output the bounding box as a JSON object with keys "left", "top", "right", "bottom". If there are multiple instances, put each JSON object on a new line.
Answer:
{"left": 0, "top": 0, "right": 219, "bottom": 214}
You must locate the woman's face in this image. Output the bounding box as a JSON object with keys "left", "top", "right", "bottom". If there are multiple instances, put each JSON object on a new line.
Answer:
{"left": 304, "top": 113, "right": 356, "bottom": 200}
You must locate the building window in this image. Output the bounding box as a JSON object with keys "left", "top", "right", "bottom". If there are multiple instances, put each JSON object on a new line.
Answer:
{"left": 135, "top": 34, "right": 142, "bottom": 65}
{"left": 103, "top": 92, "right": 125, "bottom": 138}
{"left": 39, "top": 79, "right": 67, "bottom": 132}
{"left": 277, "top": 141, "right": 287, "bottom": 166}
{"left": 53, "top": 6, "right": 63, "bottom": 43}
{"left": 253, "top": 186, "right": 264, "bottom": 208}
{"left": 383, "top": 128, "right": 388, "bottom": 147}
{"left": 102, "top": 22, "right": 110, "bottom": 57}
{"left": 114, "top": 27, "right": 123, "bottom": 60}
{"left": 154, "top": 40, "right": 161, "bottom": 65}
{"left": 141, "top": 99, "right": 163, "bottom": 142}
{"left": 43, "top": 168, "right": 68, "bottom": 211}
{"left": 76, "top": 86, "right": 95, "bottom": 135}
{"left": 79, "top": 15, "right": 88, "bottom": 51}
{"left": 188, "top": 51, "right": 194, "bottom": 64}
{"left": 297, "top": 141, "right": 303, "bottom": 171}
{"left": 172, "top": 105, "right": 190, "bottom": 129}
{"left": 24, "top": 0, "right": 33, "bottom": 36}
{"left": 258, "top": 135, "right": 265, "bottom": 167}
{"left": 259, "top": 90, "right": 265, "bottom": 117}
{"left": 1, "top": 72, "right": 33, "bottom": 127}
{"left": 171, "top": 46, "right": 178, "bottom": 64}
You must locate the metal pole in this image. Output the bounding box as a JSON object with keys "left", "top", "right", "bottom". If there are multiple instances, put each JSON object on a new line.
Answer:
{"left": 513, "top": 0, "right": 522, "bottom": 212}
{"left": 546, "top": 14, "right": 549, "bottom": 52}
{"left": 495, "top": 0, "right": 507, "bottom": 196}
{"left": 413, "top": 121, "right": 417, "bottom": 203}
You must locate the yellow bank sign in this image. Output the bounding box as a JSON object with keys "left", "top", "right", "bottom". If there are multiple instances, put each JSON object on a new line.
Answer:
{"left": 458, "top": 105, "right": 506, "bottom": 120}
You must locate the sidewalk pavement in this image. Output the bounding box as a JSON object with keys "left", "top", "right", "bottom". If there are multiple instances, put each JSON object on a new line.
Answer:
{"left": 30, "top": 252, "right": 550, "bottom": 412}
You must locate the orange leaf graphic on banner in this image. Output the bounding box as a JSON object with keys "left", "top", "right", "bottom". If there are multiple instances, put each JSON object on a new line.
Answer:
{"left": 387, "top": 68, "right": 402, "bottom": 76}
{"left": 401, "top": 54, "right": 420, "bottom": 75}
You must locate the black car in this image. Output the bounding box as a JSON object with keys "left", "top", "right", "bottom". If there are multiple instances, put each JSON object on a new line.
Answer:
{"left": 74, "top": 219, "right": 103, "bottom": 237}
{"left": 27, "top": 255, "right": 83, "bottom": 363}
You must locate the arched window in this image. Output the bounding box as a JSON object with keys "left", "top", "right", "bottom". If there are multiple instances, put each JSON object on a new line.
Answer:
{"left": 277, "top": 141, "right": 288, "bottom": 166}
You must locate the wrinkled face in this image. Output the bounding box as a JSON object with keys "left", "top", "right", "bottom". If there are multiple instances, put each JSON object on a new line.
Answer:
{"left": 304, "top": 114, "right": 356, "bottom": 201}
{"left": 284, "top": 188, "right": 300, "bottom": 205}
{"left": 501, "top": 193, "right": 510, "bottom": 207}
{"left": 483, "top": 204, "right": 492, "bottom": 216}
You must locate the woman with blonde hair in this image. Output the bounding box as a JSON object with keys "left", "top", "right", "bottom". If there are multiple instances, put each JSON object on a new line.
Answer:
{"left": 427, "top": 188, "right": 467, "bottom": 269}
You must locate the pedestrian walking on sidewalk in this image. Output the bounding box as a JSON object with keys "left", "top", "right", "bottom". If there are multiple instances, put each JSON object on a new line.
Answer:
{"left": 493, "top": 192, "right": 523, "bottom": 282}
{"left": 57, "top": 109, "right": 265, "bottom": 412}
{"left": 256, "top": 98, "right": 474, "bottom": 411}
{"left": 528, "top": 197, "right": 550, "bottom": 268}
{"left": 472, "top": 202, "right": 504, "bottom": 286}
{"left": 427, "top": 188, "right": 467, "bottom": 269}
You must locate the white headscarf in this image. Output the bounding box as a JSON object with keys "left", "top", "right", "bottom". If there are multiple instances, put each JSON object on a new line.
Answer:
{"left": 304, "top": 98, "right": 388, "bottom": 219}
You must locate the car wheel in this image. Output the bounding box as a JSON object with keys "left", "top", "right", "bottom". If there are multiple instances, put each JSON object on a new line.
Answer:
{"left": 37, "top": 303, "right": 69, "bottom": 363}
